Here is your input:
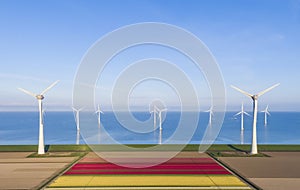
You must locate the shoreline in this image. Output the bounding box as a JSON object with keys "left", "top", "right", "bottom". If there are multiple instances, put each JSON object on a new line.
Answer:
{"left": 0, "top": 144, "right": 300, "bottom": 152}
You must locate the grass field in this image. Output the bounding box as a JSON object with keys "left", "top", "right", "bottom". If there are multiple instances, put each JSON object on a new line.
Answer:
{"left": 0, "top": 144, "right": 300, "bottom": 152}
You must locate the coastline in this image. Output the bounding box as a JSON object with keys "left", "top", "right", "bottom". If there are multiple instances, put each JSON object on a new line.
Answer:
{"left": 0, "top": 144, "right": 300, "bottom": 152}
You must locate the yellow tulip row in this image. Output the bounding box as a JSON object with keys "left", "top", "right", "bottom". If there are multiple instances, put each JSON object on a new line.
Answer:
{"left": 49, "top": 175, "right": 249, "bottom": 188}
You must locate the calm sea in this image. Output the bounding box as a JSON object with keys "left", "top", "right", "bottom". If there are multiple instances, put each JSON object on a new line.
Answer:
{"left": 0, "top": 111, "right": 299, "bottom": 145}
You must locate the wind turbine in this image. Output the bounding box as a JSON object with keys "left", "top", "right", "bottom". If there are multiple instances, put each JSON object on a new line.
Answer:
{"left": 157, "top": 107, "right": 167, "bottom": 131}
{"left": 72, "top": 107, "right": 83, "bottom": 131}
{"left": 150, "top": 106, "right": 158, "bottom": 129}
{"left": 262, "top": 105, "right": 271, "bottom": 126}
{"left": 234, "top": 103, "right": 250, "bottom": 131}
{"left": 231, "top": 83, "right": 280, "bottom": 154}
{"left": 95, "top": 105, "right": 103, "bottom": 128}
{"left": 205, "top": 106, "right": 213, "bottom": 125}
{"left": 261, "top": 105, "right": 270, "bottom": 126}
{"left": 18, "top": 80, "right": 59, "bottom": 154}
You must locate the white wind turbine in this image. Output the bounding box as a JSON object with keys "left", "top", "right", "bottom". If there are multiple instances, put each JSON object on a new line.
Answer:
{"left": 234, "top": 103, "right": 250, "bottom": 131}
{"left": 18, "top": 80, "right": 59, "bottom": 154}
{"left": 157, "top": 107, "right": 167, "bottom": 131}
{"left": 150, "top": 106, "right": 158, "bottom": 129}
{"left": 231, "top": 83, "right": 280, "bottom": 154}
{"left": 205, "top": 106, "right": 213, "bottom": 125}
{"left": 95, "top": 105, "right": 103, "bottom": 128}
{"left": 261, "top": 105, "right": 270, "bottom": 126}
{"left": 72, "top": 107, "right": 83, "bottom": 131}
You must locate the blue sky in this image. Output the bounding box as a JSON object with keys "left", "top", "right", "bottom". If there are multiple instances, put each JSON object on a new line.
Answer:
{"left": 0, "top": 0, "right": 300, "bottom": 111}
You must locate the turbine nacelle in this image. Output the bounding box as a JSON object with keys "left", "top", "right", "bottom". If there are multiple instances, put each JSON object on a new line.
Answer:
{"left": 252, "top": 95, "right": 258, "bottom": 101}
{"left": 36, "top": 95, "right": 44, "bottom": 100}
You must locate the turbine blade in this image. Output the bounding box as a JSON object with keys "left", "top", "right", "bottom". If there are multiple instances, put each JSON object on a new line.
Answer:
{"left": 72, "top": 107, "right": 78, "bottom": 112}
{"left": 155, "top": 107, "right": 160, "bottom": 112}
{"left": 244, "top": 112, "right": 251, "bottom": 116}
{"left": 18, "top": 88, "right": 36, "bottom": 97}
{"left": 204, "top": 107, "right": 212, "bottom": 112}
{"left": 96, "top": 105, "right": 104, "bottom": 113}
{"left": 234, "top": 112, "right": 241, "bottom": 117}
{"left": 265, "top": 106, "right": 270, "bottom": 115}
{"left": 151, "top": 108, "right": 158, "bottom": 113}
{"left": 73, "top": 107, "right": 84, "bottom": 112}
{"left": 231, "top": 85, "right": 253, "bottom": 98}
{"left": 257, "top": 83, "right": 280, "bottom": 97}
{"left": 41, "top": 80, "right": 59, "bottom": 95}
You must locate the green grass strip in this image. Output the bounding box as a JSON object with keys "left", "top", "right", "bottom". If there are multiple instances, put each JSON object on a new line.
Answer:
{"left": 0, "top": 144, "right": 299, "bottom": 152}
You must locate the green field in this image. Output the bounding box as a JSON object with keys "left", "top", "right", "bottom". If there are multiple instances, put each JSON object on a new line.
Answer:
{"left": 0, "top": 144, "right": 300, "bottom": 152}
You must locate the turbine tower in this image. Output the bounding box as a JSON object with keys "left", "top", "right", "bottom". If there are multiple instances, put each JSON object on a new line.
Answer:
{"left": 76, "top": 130, "right": 80, "bottom": 145}
{"left": 157, "top": 107, "right": 167, "bottom": 131}
{"left": 205, "top": 106, "right": 213, "bottom": 125}
{"left": 234, "top": 103, "right": 250, "bottom": 131}
{"left": 150, "top": 106, "right": 158, "bottom": 129}
{"left": 231, "top": 83, "right": 279, "bottom": 154}
{"left": 159, "top": 130, "right": 162, "bottom": 145}
{"left": 18, "top": 80, "right": 59, "bottom": 154}
{"left": 72, "top": 107, "right": 83, "bottom": 131}
{"left": 95, "top": 105, "right": 103, "bottom": 128}
{"left": 261, "top": 105, "right": 270, "bottom": 126}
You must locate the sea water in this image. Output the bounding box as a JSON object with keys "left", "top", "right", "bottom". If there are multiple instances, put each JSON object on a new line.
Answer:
{"left": 0, "top": 111, "right": 299, "bottom": 145}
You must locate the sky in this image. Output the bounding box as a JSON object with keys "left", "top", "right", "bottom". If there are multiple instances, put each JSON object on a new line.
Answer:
{"left": 0, "top": 0, "right": 300, "bottom": 112}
